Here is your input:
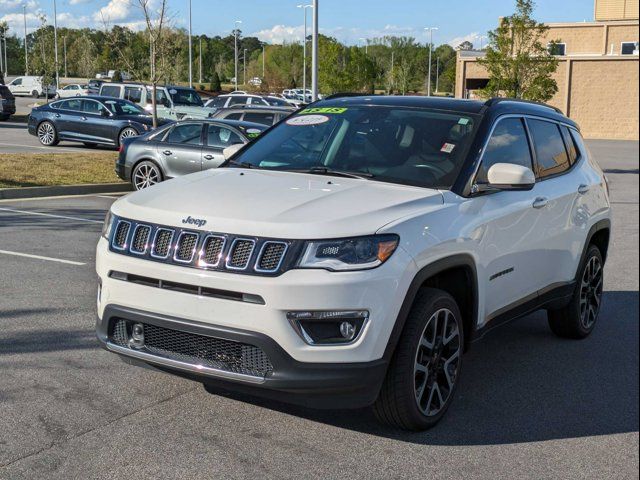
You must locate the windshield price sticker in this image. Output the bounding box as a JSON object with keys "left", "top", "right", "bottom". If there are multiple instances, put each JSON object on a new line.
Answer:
{"left": 300, "top": 107, "right": 348, "bottom": 115}
{"left": 286, "top": 115, "right": 330, "bottom": 126}
{"left": 458, "top": 118, "right": 470, "bottom": 125}
{"left": 441, "top": 143, "right": 456, "bottom": 154}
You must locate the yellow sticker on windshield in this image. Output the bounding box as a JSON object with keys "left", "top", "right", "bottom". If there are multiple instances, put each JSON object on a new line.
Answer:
{"left": 300, "top": 107, "right": 348, "bottom": 115}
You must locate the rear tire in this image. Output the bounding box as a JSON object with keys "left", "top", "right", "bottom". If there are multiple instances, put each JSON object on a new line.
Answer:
{"left": 132, "top": 161, "right": 163, "bottom": 190}
{"left": 548, "top": 245, "right": 604, "bottom": 339}
{"left": 37, "top": 121, "right": 59, "bottom": 146}
{"left": 373, "top": 288, "right": 464, "bottom": 431}
{"left": 32, "top": 90, "right": 39, "bottom": 98}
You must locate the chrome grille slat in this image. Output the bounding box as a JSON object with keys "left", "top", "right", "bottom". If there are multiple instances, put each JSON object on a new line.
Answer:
{"left": 255, "top": 242, "right": 288, "bottom": 273}
{"left": 226, "top": 239, "right": 256, "bottom": 271}
{"left": 151, "top": 228, "right": 174, "bottom": 259}
{"left": 173, "top": 232, "right": 199, "bottom": 263}
{"left": 109, "top": 218, "right": 289, "bottom": 276}
{"left": 130, "top": 224, "right": 152, "bottom": 255}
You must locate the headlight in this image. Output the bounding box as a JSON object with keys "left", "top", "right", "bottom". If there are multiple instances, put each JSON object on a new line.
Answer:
{"left": 101, "top": 210, "right": 114, "bottom": 240}
{"left": 297, "top": 234, "right": 399, "bottom": 271}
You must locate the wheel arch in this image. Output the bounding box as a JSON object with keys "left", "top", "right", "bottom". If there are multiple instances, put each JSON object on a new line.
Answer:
{"left": 577, "top": 219, "right": 611, "bottom": 279}
{"left": 131, "top": 157, "right": 165, "bottom": 183}
{"left": 383, "top": 254, "right": 479, "bottom": 362}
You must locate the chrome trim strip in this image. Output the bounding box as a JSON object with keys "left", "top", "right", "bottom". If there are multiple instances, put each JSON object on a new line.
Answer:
{"left": 129, "top": 224, "right": 152, "bottom": 255}
{"left": 225, "top": 238, "right": 256, "bottom": 271}
{"left": 111, "top": 220, "right": 132, "bottom": 251}
{"left": 254, "top": 241, "right": 289, "bottom": 273}
{"left": 106, "top": 342, "right": 266, "bottom": 384}
{"left": 173, "top": 231, "right": 199, "bottom": 264}
{"left": 198, "top": 234, "right": 227, "bottom": 268}
{"left": 150, "top": 228, "right": 175, "bottom": 259}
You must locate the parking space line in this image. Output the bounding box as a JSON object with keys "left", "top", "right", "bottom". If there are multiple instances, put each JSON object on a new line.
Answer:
{"left": 0, "top": 142, "right": 92, "bottom": 154}
{"left": 0, "top": 207, "right": 103, "bottom": 223}
{"left": 0, "top": 249, "right": 86, "bottom": 266}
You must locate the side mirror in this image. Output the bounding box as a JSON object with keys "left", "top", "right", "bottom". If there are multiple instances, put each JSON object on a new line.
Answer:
{"left": 487, "top": 163, "right": 535, "bottom": 191}
{"left": 223, "top": 144, "right": 244, "bottom": 160}
{"left": 101, "top": 109, "right": 111, "bottom": 117}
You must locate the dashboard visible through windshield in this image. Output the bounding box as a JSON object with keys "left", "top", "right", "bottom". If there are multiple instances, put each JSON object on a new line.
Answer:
{"left": 226, "top": 106, "right": 477, "bottom": 189}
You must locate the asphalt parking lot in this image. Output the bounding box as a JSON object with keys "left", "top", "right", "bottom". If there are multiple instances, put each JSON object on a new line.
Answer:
{"left": 0, "top": 140, "right": 638, "bottom": 479}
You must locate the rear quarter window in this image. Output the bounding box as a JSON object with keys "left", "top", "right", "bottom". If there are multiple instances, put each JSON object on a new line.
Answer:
{"left": 527, "top": 119, "right": 571, "bottom": 179}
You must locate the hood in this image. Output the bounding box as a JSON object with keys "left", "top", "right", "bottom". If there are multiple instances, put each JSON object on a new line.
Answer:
{"left": 112, "top": 169, "right": 444, "bottom": 239}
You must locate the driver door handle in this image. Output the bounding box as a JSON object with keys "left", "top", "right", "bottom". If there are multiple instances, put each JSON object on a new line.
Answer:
{"left": 203, "top": 154, "right": 215, "bottom": 161}
{"left": 578, "top": 184, "right": 590, "bottom": 195}
{"left": 80, "top": 116, "right": 87, "bottom": 121}
{"left": 162, "top": 150, "right": 173, "bottom": 156}
{"left": 533, "top": 197, "right": 549, "bottom": 209}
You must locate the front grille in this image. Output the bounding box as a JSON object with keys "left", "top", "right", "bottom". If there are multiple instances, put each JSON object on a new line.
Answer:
{"left": 109, "top": 217, "right": 291, "bottom": 276}
{"left": 257, "top": 242, "right": 287, "bottom": 272}
{"left": 201, "top": 236, "right": 225, "bottom": 266}
{"left": 113, "top": 221, "right": 131, "bottom": 250}
{"left": 227, "top": 239, "right": 255, "bottom": 270}
{"left": 130, "top": 225, "right": 151, "bottom": 254}
{"left": 152, "top": 229, "right": 174, "bottom": 258}
{"left": 174, "top": 233, "right": 198, "bottom": 262}
{"left": 110, "top": 319, "right": 273, "bottom": 378}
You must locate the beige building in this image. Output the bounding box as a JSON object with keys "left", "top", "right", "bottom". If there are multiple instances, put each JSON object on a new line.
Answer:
{"left": 455, "top": 0, "right": 639, "bottom": 140}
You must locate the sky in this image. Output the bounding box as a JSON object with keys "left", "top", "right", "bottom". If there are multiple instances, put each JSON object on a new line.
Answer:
{"left": 1, "top": 0, "right": 596, "bottom": 47}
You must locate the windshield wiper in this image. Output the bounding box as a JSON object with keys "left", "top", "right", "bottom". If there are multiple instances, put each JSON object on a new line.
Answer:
{"left": 227, "top": 160, "right": 258, "bottom": 169}
{"left": 291, "top": 167, "right": 374, "bottom": 180}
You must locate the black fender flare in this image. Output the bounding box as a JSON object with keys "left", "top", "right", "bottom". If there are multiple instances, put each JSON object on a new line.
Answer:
{"left": 382, "top": 253, "right": 479, "bottom": 362}
{"left": 574, "top": 219, "right": 611, "bottom": 282}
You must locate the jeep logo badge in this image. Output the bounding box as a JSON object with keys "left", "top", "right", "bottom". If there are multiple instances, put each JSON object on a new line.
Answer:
{"left": 182, "top": 216, "right": 207, "bottom": 228}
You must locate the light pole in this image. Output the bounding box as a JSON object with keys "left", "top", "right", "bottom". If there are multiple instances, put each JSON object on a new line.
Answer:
{"left": 261, "top": 42, "right": 266, "bottom": 79}
{"left": 53, "top": 0, "right": 59, "bottom": 89}
{"left": 199, "top": 37, "right": 203, "bottom": 84}
{"left": 424, "top": 27, "right": 438, "bottom": 96}
{"left": 297, "top": 5, "right": 312, "bottom": 98}
{"left": 188, "top": 0, "right": 193, "bottom": 87}
{"left": 234, "top": 20, "right": 242, "bottom": 91}
{"left": 311, "top": 0, "right": 318, "bottom": 101}
{"left": 359, "top": 38, "right": 368, "bottom": 54}
{"left": 243, "top": 48, "right": 247, "bottom": 86}
{"left": 0, "top": 29, "right": 4, "bottom": 77}
{"left": 435, "top": 56, "right": 439, "bottom": 94}
{"left": 23, "top": 5, "right": 28, "bottom": 75}
{"left": 63, "top": 36, "right": 67, "bottom": 78}
{"left": 479, "top": 35, "right": 487, "bottom": 50}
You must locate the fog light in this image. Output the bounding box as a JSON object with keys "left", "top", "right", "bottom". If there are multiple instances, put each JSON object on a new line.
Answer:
{"left": 339, "top": 321, "right": 356, "bottom": 340}
{"left": 129, "top": 323, "right": 145, "bottom": 349}
{"left": 287, "top": 310, "right": 369, "bottom": 345}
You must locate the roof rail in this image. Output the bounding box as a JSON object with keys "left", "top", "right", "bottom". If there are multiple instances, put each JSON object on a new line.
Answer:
{"left": 484, "top": 97, "right": 564, "bottom": 114}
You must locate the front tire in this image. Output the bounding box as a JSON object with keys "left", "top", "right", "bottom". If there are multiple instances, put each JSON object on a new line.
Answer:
{"left": 548, "top": 245, "right": 604, "bottom": 339}
{"left": 373, "top": 288, "right": 464, "bottom": 431}
{"left": 132, "top": 161, "right": 163, "bottom": 190}
{"left": 37, "top": 121, "right": 59, "bottom": 146}
{"left": 118, "top": 127, "right": 139, "bottom": 147}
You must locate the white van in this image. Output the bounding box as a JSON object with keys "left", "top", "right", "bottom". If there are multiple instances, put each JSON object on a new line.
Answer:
{"left": 7, "top": 76, "right": 56, "bottom": 98}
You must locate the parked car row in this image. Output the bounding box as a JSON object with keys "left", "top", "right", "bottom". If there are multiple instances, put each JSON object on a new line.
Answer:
{"left": 5, "top": 76, "right": 56, "bottom": 98}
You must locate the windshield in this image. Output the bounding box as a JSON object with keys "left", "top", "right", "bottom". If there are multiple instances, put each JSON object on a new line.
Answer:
{"left": 265, "top": 97, "right": 291, "bottom": 107}
{"left": 169, "top": 88, "right": 204, "bottom": 107}
{"left": 227, "top": 106, "right": 477, "bottom": 189}
{"left": 103, "top": 99, "right": 146, "bottom": 115}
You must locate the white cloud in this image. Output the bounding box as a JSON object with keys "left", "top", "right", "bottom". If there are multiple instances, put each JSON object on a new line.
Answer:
{"left": 252, "top": 25, "right": 306, "bottom": 44}
{"left": 447, "top": 32, "right": 485, "bottom": 49}
{"left": 0, "top": 12, "right": 43, "bottom": 34}
{"left": 69, "top": 0, "right": 93, "bottom": 4}
{"left": 94, "top": 0, "right": 132, "bottom": 23}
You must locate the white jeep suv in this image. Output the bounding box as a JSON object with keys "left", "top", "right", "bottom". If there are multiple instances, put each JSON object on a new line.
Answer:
{"left": 97, "top": 96, "right": 611, "bottom": 430}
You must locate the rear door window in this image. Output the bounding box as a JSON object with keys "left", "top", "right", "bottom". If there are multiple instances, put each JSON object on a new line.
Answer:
{"left": 527, "top": 119, "right": 571, "bottom": 179}
{"left": 476, "top": 117, "right": 533, "bottom": 184}
{"left": 207, "top": 125, "right": 244, "bottom": 148}
{"left": 59, "top": 99, "right": 83, "bottom": 111}
{"left": 165, "top": 123, "right": 203, "bottom": 145}
{"left": 244, "top": 112, "right": 275, "bottom": 125}
{"left": 124, "top": 87, "right": 143, "bottom": 103}
{"left": 228, "top": 96, "right": 249, "bottom": 106}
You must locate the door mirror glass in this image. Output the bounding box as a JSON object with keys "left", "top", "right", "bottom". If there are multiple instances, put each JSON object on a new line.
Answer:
{"left": 487, "top": 163, "right": 535, "bottom": 191}
{"left": 223, "top": 144, "right": 244, "bottom": 160}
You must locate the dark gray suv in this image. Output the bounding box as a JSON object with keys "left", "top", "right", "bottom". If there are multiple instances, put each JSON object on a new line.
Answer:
{"left": 116, "top": 119, "right": 267, "bottom": 190}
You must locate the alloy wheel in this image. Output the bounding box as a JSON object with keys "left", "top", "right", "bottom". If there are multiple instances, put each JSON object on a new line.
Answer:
{"left": 37, "top": 123, "right": 55, "bottom": 145}
{"left": 414, "top": 308, "right": 462, "bottom": 417}
{"left": 580, "top": 255, "right": 603, "bottom": 329}
{"left": 119, "top": 128, "right": 138, "bottom": 144}
{"left": 133, "top": 164, "right": 160, "bottom": 190}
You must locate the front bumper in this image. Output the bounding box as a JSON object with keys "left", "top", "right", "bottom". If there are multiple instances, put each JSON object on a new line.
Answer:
{"left": 97, "top": 305, "right": 388, "bottom": 408}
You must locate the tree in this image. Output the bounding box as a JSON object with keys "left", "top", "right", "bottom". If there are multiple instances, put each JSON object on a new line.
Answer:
{"left": 478, "top": 0, "right": 559, "bottom": 102}
{"left": 456, "top": 41, "right": 474, "bottom": 51}
{"left": 30, "top": 16, "right": 56, "bottom": 100}
{"left": 210, "top": 70, "right": 221, "bottom": 92}
{"left": 68, "top": 34, "right": 97, "bottom": 77}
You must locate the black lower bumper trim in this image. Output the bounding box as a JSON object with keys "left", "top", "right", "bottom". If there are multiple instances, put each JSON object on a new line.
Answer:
{"left": 97, "top": 305, "right": 388, "bottom": 409}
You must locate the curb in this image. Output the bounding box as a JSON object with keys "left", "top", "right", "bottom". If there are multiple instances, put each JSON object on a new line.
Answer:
{"left": 0, "top": 183, "right": 132, "bottom": 200}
